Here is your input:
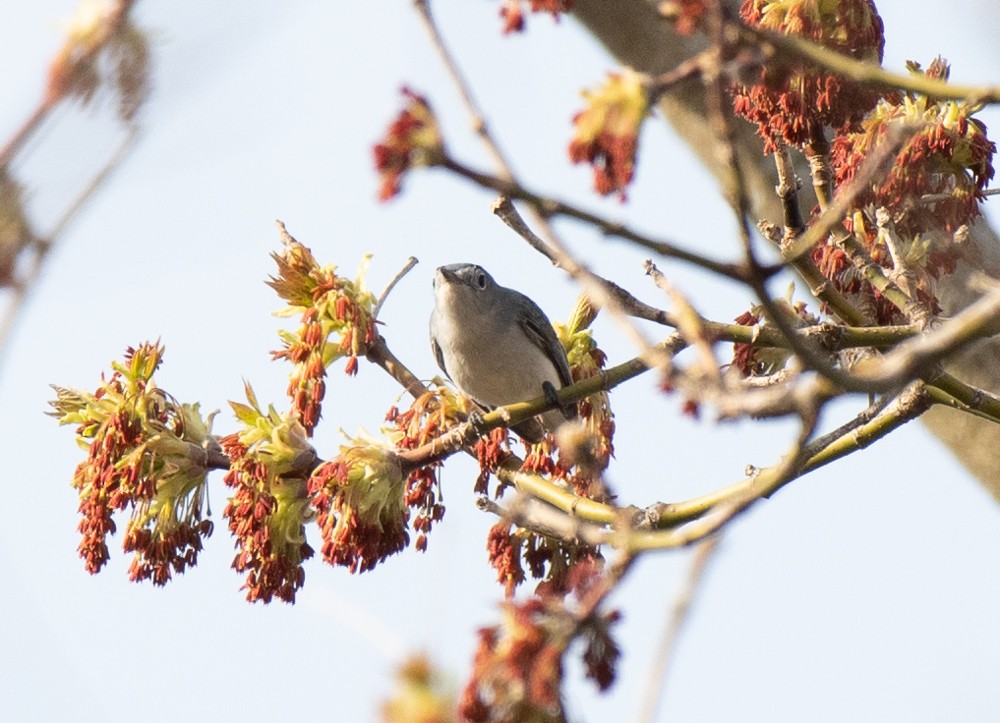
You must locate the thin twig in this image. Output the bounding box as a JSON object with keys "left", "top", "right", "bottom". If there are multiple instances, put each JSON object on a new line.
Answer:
{"left": 635, "top": 535, "right": 722, "bottom": 723}
{"left": 490, "top": 195, "right": 673, "bottom": 371}
{"left": 412, "top": 0, "right": 513, "bottom": 180}
{"left": 0, "top": 125, "right": 140, "bottom": 368}
{"left": 743, "top": 22, "right": 1000, "bottom": 105}
{"left": 374, "top": 256, "right": 418, "bottom": 319}
{"left": 443, "top": 156, "right": 746, "bottom": 280}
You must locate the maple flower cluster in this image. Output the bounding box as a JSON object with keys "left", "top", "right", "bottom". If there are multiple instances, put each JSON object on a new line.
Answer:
{"left": 373, "top": 87, "right": 444, "bottom": 202}
{"left": 819, "top": 58, "right": 996, "bottom": 324}
{"left": 487, "top": 520, "right": 602, "bottom": 599}
{"left": 220, "top": 385, "right": 315, "bottom": 604}
{"left": 498, "top": 0, "right": 574, "bottom": 34}
{"left": 569, "top": 68, "right": 652, "bottom": 198}
{"left": 269, "top": 234, "right": 377, "bottom": 434}
{"left": 385, "top": 383, "right": 470, "bottom": 552}
{"left": 660, "top": 0, "right": 708, "bottom": 35}
{"left": 308, "top": 430, "right": 410, "bottom": 574}
{"left": 49, "top": 341, "right": 216, "bottom": 584}
{"left": 380, "top": 656, "right": 458, "bottom": 723}
{"left": 554, "top": 295, "right": 615, "bottom": 487}
{"left": 731, "top": 0, "right": 886, "bottom": 153}
{"left": 832, "top": 58, "right": 996, "bottom": 236}
{"left": 310, "top": 384, "right": 471, "bottom": 574}
{"left": 731, "top": 297, "right": 818, "bottom": 377}
{"left": 47, "top": 0, "right": 150, "bottom": 122}
{"left": 460, "top": 558, "right": 620, "bottom": 723}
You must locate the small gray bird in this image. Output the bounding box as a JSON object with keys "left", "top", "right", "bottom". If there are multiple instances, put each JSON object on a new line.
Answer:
{"left": 429, "top": 263, "right": 576, "bottom": 442}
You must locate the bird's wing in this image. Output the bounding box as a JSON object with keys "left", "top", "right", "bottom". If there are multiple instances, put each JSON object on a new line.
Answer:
{"left": 430, "top": 336, "right": 451, "bottom": 381}
{"left": 519, "top": 306, "right": 578, "bottom": 420}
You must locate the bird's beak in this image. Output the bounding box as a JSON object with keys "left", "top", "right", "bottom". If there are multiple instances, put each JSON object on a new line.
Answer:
{"left": 436, "top": 266, "right": 460, "bottom": 286}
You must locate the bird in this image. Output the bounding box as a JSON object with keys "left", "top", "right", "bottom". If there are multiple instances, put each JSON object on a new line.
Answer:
{"left": 429, "top": 263, "right": 576, "bottom": 442}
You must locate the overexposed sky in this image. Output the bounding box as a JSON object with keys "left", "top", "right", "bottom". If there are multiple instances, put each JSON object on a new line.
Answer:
{"left": 3, "top": 2, "right": 1000, "bottom": 721}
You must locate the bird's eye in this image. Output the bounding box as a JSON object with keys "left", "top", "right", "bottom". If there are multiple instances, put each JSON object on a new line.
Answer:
{"left": 476, "top": 272, "right": 487, "bottom": 289}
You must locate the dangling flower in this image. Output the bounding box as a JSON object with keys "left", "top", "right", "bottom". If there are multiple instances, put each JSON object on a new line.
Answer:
{"left": 380, "top": 655, "right": 458, "bottom": 723}
{"left": 221, "top": 384, "right": 315, "bottom": 604}
{"left": 832, "top": 58, "right": 996, "bottom": 235}
{"left": 553, "top": 295, "right": 615, "bottom": 480}
{"left": 730, "top": 291, "right": 817, "bottom": 377}
{"left": 373, "top": 88, "right": 444, "bottom": 201}
{"left": 268, "top": 231, "right": 377, "bottom": 434}
{"left": 460, "top": 559, "right": 620, "bottom": 722}
{"left": 47, "top": 0, "right": 151, "bottom": 122}
{"left": 569, "top": 68, "right": 652, "bottom": 199}
{"left": 498, "top": 0, "right": 575, "bottom": 34}
{"left": 309, "top": 430, "right": 410, "bottom": 573}
{"left": 731, "top": 0, "right": 886, "bottom": 153}
{"left": 386, "top": 383, "right": 469, "bottom": 552}
{"left": 49, "top": 341, "right": 215, "bottom": 584}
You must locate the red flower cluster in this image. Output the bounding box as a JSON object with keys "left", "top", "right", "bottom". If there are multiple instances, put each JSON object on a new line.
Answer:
{"left": 268, "top": 235, "right": 377, "bottom": 434}
{"left": 498, "top": 0, "right": 574, "bottom": 34}
{"left": 373, "top": 88, "right": 444, "bottom": 201}
{"left": 49, "top": 341, "right": 215, "bottom": 584}
{"left": 569, "top": 68, "right": 651, "bottom": 198}
{"left": 817, "top": 58, "right": 995, "bottom": 323}
{"left": 661, "top": 0, "right": 707, "bottom": 35}
{"left": 553, "top": 297, "right": 615, "bottom": 499}
{"left": 832, "top": 58, "right": 996, "bottom": 235}
{"left": 309, "top": 432, "right": 410, "bottom": 574}
{"left": 474, "top": 427, "right": 513, "bottom": 496}
{"left": 46, "top": 0, "right": 151, "bottom": 122}
{"left": 460, "top": 559, "right": 620, "bottom": 722}
{"left": 385, "top": 386, "right": 466, "bottom": 552}
{"left": 732, "top": 0, "right": 886, "bottom": 152}
{"left": 487, "top": 520, "right": 602, "bottom": 598}
{"left": 380, "top": 656, "right": 458, "bottom": 723}
{"left": 222, "top": 386, "right": 315, "bottom": 603}
{"left": 730, "top": 301, "right": 816, "bottom": 376}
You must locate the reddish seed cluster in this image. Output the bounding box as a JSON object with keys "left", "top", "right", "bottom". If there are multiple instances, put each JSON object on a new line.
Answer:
{"left": 460, "top": 559, "right": 620, "bottom": 722}
{"left": 732, "top": 0, "right": 886, "bottom": 153}
{"left": 731, "top": 309, "right": 763, "bottom": 377}
{"left": 460, "top": 597, "right": 567, "bottom": 722}
{"left": 554, "top": 312, "right": 616, "bottom": 499}
{"left": 488, "top": 522, "right": 528, "bottom": 598}
{"left": 569, "top": 68, "right": 650, "bottom": 199}
{"left": 831, "top": 60, "right": 996, "bottom": 236}
{"left": 663, "top": 0, "right": 707, "bottom": 35}
{"left": 816, "top": 58, "right": 995, "bottom": 323}
{"left": 498, "top": 0, "right": 574, "bottom": 34}
{"left": 124, "top": 518, "right": 214, "bottom": 586}
{"left": 268, "top": 239, "right": 378, "bottom": 434}
{"left": 387, "top": 387, "right": 473, "bottom": 551}
{"left": 474, "top": 428, "right": 512, "bottom": 496}
{"left": 220, "top": 435, "right": 314, "bottom": 604}
{"left": 52, "top": 342, "right": 215, "bottom": 584}
{"left": 730, "top": 302, "right": 815, "bottom": 376}
{"left": 309, "top": 457, "right": 410, "bottom": 574}
{"left": 486, "top": 518, "right": 602, "bottom": 598}
{"left": 373, "top": 87, "right": 443, "bottom": 202}
{"left": 273, "top": 307, "right": 328, "bottom": 433}
{"left": 74, "top": 406, "right": 142, "bottom": 573}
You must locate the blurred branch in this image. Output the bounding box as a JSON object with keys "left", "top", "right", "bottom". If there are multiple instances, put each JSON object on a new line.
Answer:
{"left": 636, "top": 535, "right": 722, "bottom": 723}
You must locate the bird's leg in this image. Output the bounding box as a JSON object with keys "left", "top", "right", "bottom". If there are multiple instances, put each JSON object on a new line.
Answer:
{"left": 542, "top": 381, "right": 573, "bottom": 420}
{"left": 467, "top": 404, "right": 491, "bottom": 438}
